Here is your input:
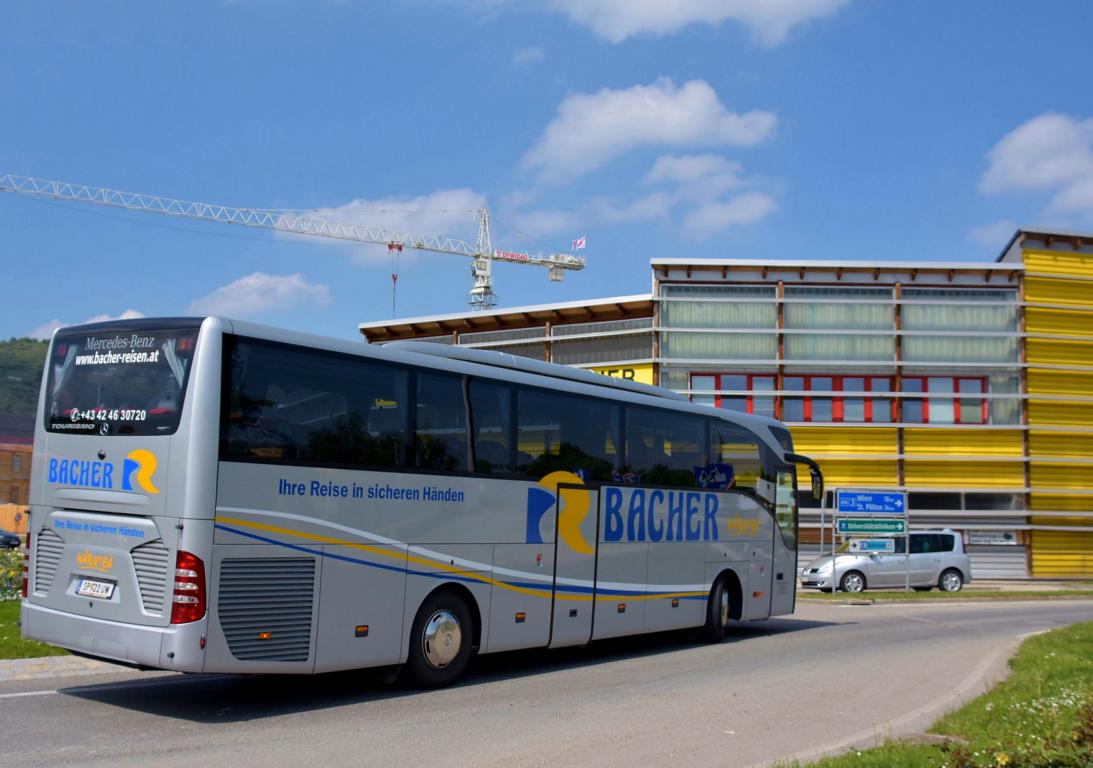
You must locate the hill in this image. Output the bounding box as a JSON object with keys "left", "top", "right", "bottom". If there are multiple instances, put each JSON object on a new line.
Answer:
{"left": 0, "top": 338, "right": 48, "bottom": 416}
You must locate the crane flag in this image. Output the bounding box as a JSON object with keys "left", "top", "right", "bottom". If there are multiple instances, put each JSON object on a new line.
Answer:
{"left": 571, "top": 235, "right": 587, "bottom": 251}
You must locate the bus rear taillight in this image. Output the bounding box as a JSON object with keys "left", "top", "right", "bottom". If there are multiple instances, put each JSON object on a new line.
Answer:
{"left": 21, "top": 532, "right": 30, "bottom": 598}
{"left": 170, "top": 550, "right": 206, "bottom": 624}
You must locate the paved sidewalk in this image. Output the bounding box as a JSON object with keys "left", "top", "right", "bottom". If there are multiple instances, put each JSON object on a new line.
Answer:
{"left": 0, "top": 654, "right": 118, "bottom": 682}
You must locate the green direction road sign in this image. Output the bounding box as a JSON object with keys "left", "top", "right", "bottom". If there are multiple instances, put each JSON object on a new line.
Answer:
{"left": 837, "top": 518, "right": 906, "bottom": 535}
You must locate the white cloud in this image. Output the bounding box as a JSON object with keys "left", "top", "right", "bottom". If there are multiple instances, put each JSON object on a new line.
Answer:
{"left": 304, "top": 188, "right": 487, "bottom": 235}
{"left": 523, "top": 78, "right": 776, "bottom": 183}
{"left": 507, "top": 153, "right": 770, "bottom": 238}
{"left": 683, "top": 191, "right": 777, "bottom": 236}
{"left": 980, "top": 113, "right": 1093, "bottom": 220}
{"left": 1050, "top": 177, "right": 1093, "bottom": 216}
{"left": 512, "top": 45, "right": 544, "bottom": 64}
{"left": 187, "top": 273, "right": 331, "bottom": 318}
{"left": 542, "top": 0, "right": 848, "bottom": 46}
{"left": 966, "top": 219, "right": 1018, "bottom": 249}
{"left": 506, "top": 207, "right": 579, "bottom": 239}
{"left": 293, "top": 188, "right": 489, "bottom": 264}
{"left": 28, "top": 309, "right": 145, "bottom": 341}
{"left": 591, "top": 192, "right": 675, "bottom": 224}
{"left": 981, "top": 114, "right": 1093, "bottom": 194}
{"left": 645, "top": 153, "right": 744, "bottom": 199}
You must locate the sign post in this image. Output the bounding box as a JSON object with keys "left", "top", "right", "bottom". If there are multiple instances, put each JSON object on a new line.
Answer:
{"left": 832, "top": 489, "right": 910, "bottom": 592}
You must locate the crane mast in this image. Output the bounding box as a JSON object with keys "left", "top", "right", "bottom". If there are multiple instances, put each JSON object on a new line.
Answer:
{"left": 0, "top": 173, "right": 585, "bottom": 310}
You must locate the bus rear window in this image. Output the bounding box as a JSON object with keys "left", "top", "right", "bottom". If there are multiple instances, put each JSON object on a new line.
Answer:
{"left": 46, "top": 328, "right": 198, "bottom": 436}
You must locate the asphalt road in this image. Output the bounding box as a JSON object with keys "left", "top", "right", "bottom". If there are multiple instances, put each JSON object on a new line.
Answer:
{"left": 2, "top": 599, "right": 1091, "bottom": 768}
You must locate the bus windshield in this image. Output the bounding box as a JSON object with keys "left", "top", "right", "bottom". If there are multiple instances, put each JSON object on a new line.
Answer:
{"left": 45, "top": 326, "right": 198, "bottom": 436}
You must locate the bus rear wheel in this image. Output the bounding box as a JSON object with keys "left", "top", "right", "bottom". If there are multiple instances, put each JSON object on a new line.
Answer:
{"left": 405, "top": 590, "right": 473, "bottom": 688}
{"left": 700, "top": 578, "right": 730, "bottom": 642}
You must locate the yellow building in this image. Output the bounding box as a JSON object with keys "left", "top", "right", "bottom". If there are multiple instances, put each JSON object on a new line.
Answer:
{"left": 360, "top": 229, "right": 1093, "bottom": 579}
{"left": 0, "top": 442, "right": 32, "bottom": 533}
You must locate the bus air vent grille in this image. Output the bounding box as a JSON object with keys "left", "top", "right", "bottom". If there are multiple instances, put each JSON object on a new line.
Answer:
{"left": 34, "top": 528, "right": 65, "bottom": 595}
{"left": 131, "top": 539, "right": 170, "bottom": 614}
{"left": 218, "top": 558, "right": 316, "bottom": 662}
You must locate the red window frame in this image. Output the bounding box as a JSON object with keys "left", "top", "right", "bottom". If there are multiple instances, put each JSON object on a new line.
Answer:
{"left": 690, "top": 373, "right": 898, "bottom": 423}
{"left": 901, "top": 376, "right": 988, "bottom": 424}
{"left": 693, "top": 373, "right": 989, "bottom": 424}
{"left": 782, "top": 375, "right": 895, "bottom": 423}
{"left": 690, "top": 373, "right": 774, "bottom": 416}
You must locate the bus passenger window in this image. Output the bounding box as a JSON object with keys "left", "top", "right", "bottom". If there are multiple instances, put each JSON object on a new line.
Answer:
{"left": 624, "top": 407, "right": 705, "bottom": 487}
{"left": 469, "top": 380, "right": 513, "bottom": 475}
{"left": 221, "top": 338, "right": 410, "bottom": 468}
{"left": 414, "top": 373, "right": 470, "bottom": 472}
{"left": 710, "top": 423, "right": 762, "bottom": 495}
{"left": 516, "top": 390, "right": 619, "bottom": 481}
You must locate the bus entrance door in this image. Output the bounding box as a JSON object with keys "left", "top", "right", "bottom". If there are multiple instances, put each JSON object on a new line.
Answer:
{"left": 549, "top": 482, "right": 600, "bottom": 648}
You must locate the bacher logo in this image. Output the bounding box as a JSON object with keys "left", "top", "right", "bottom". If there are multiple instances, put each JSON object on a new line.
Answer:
{"left": 525, "top": 471, "right": 593, "bottom": 555}
{"left": 47, "top": 449, "right": 160, "bottom": 495}
{"left": 75, "top": 548, "right": 113, "bottom": 574}
{"left": 121, "top": 449, "right": 159, "bottom": 494}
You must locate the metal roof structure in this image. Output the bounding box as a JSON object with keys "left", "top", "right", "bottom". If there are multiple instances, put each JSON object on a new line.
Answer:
{"left": 997, "top": 228, "right": 1093, "bottom": 263}
{"left": 359, "top": 293, "right": 653, "bottom": 343}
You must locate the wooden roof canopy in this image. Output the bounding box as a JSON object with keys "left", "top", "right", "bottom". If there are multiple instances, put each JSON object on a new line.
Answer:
{"left": 359, "top": 296, "right": 654, "bottom": 344}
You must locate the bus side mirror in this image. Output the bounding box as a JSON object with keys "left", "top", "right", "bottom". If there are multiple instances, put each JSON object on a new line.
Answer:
{"left": 785, "top": 451, "right": 824, "bottom": 503}
{"left": 809, "top": 467, "right": 823, "bottom": 502}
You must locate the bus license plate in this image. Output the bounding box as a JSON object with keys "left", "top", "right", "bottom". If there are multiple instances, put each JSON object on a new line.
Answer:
{"left": 76, "top": 579, "right": 115, "bottom": 600}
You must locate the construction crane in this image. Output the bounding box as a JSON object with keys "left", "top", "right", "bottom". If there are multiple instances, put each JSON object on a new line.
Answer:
{"left": 0, "top": 173, "right": 586, "bottom": 310}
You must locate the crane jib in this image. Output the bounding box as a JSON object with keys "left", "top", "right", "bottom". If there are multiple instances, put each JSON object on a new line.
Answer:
{"left": 0, "top": 173, "right": 586, "bottom": 308}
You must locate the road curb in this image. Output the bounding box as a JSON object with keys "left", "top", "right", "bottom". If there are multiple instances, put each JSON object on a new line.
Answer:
{"left": 0, "top": 655, "right": 117, "bottom": 682}
{"left": 798, "top": 595, "right": 1093, "bottom": 606}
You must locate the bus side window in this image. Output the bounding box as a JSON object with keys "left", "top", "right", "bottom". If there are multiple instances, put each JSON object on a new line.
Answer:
{"left": 469, "top": 380, "right": 513, "bottom": 475}
{"left": 414, "top": 372, "right": 471, "bottom": 472}
{"left": 221, "top": 337, "right": 410, "bottom": 468}
{"left": 516, "top": 389, "right": 619, "bottom": 481}
{"left": 710, "top": 422, "right": 762, "bottom": 495}
{"left": 625, "top": 407, "right": 705, "bottom": 487}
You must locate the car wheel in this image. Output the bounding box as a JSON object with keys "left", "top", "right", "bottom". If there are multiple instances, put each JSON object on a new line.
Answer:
{"left": 405, "top": 590, "right": 473, "bottom": 688}
{"left": 939, "top": 569, "right": 964, "bottom": 593}
{"left": 840, "top": 571, "right": 866, "bottom": 593}
{"left": 700, "top": 578, "right": 730, "bottom": 642}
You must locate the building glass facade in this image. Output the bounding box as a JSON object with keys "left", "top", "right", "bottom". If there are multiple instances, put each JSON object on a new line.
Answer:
{"left": 359, "top": 230, "right": 1093, "bottom": 579}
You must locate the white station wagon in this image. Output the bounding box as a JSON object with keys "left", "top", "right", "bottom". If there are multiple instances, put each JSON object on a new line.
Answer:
{"left": 799, "top": 530, "right": 971, "bottom": 593}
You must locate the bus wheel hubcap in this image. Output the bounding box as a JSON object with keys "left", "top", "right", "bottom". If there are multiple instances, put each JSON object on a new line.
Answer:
{"left": 719, "top": 590, "right": 729, "bottom": 626}
{"left": 422, "top": 610, "right": 462, "bottom": 669}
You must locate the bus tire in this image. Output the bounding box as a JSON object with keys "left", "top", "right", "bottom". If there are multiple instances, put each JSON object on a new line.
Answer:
{"left": 700, "top": 578, "right": 730, "bottom": 643}
{"left": 405, "top": 590, "right": 473, "bottom": 688}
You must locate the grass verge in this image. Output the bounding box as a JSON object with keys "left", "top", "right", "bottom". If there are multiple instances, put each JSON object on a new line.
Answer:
{"left": 780, "top": 621, "right": 1093, "bottom": 767}
{"left": 0, "top": 599, "right": 68, "bottom": 659}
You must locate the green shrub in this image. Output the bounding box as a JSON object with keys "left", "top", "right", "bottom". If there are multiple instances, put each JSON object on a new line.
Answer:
{"left": 0, "top": 547, "right": 23, "bottom": 601}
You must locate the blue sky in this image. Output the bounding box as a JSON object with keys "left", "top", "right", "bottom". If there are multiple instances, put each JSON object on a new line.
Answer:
{"left": 2, "top": 1, "right": 1092, "bottom": 342}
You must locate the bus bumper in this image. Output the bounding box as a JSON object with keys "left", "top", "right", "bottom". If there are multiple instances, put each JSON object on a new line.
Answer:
{"left": 21, "top": 600, "right": 208, "bottom": 672}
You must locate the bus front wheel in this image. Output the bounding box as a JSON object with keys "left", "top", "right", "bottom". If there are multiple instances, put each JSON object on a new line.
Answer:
{"left": 700, "top": 578, "right": 730, "bottom": 643}
{"left": 406, "top": 590, "right": 473, "bottom": 688}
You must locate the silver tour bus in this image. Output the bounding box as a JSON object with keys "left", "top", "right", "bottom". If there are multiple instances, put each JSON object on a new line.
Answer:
{"left": 22, "top": 317, "right": 822, "bottom": 686}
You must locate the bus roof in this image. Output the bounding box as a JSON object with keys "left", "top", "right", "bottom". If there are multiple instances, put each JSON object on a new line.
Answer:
{"left": 48, "top": 315, "right": 791, "bottom": 457}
